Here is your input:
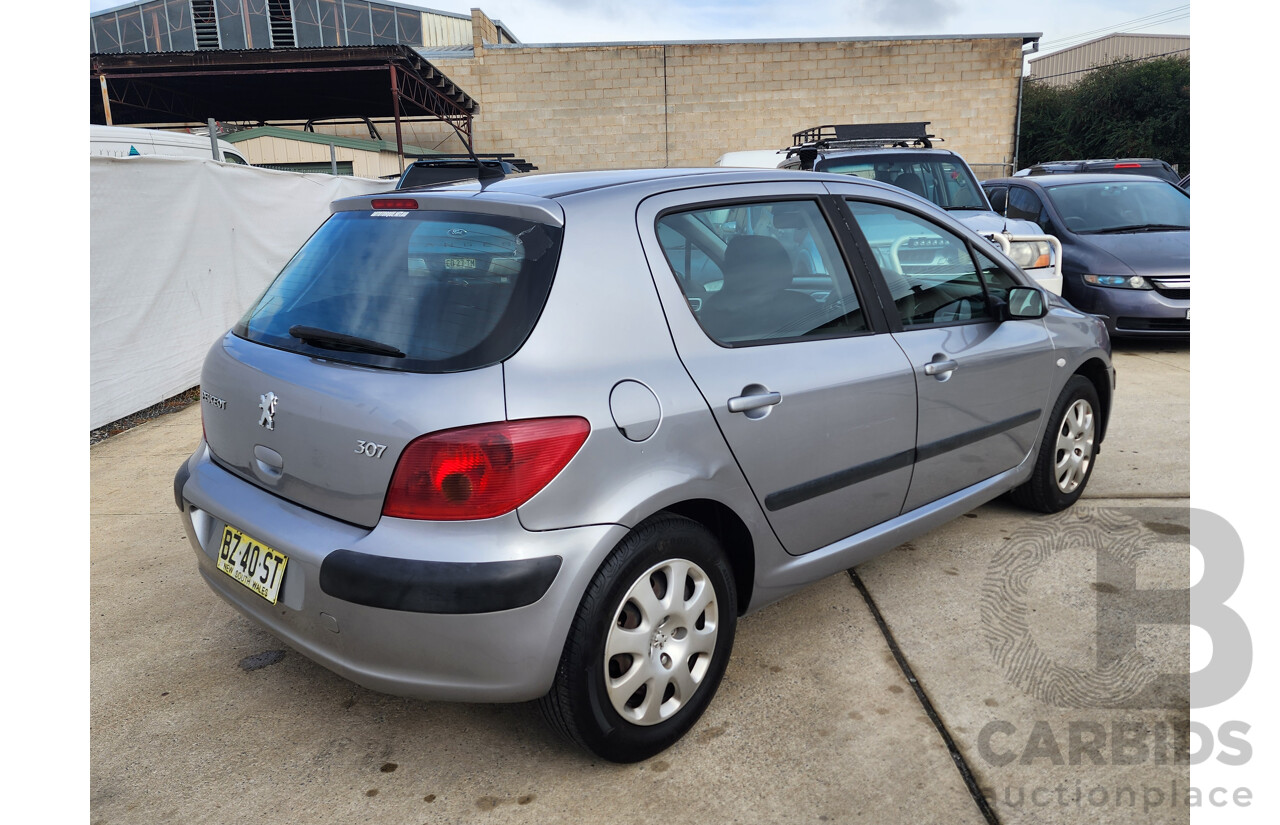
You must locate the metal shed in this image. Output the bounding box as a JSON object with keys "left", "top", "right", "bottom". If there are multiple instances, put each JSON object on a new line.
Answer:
{"left": 1028, "top": 33, "right": 1190, "bottom": 87}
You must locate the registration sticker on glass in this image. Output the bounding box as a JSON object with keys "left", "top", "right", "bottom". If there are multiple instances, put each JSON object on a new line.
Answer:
{"left": 218, "top": 525, "right": 288, "bottom": 604}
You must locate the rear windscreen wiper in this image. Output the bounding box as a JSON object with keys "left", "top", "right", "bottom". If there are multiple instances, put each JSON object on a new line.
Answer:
{"left": 289, "top": 325, "right": 406, "bottom": 358}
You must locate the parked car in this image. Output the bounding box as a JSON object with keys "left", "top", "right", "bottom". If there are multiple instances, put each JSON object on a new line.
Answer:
{"left": 779, "top": 123, "right": 1062, "bottom": 293}
{"left": 984, "top": 174, "right": 1189, "bottom": 337}
{"left": 1013, "top": 158, "right": 1182, "bottom": 186}
{"left": 175, "top": 167, "right": 1114, "bottom": 763}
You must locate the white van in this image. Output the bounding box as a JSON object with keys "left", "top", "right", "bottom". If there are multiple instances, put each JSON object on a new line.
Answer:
{"left": 713, "top": 150, "right": 786, "bottom": 169}
{"left": 90, "top": 125, "right": 250, "bottom": 165}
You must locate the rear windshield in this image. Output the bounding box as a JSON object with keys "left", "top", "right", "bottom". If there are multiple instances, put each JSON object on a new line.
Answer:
{"left": 235, "top": 210, "right": 562, "bottom": 373}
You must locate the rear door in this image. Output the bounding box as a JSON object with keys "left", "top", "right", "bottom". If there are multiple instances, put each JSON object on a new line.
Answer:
{"left": 830, "top": 188, "right": 1057, "bottom": 511}
{"left": 637, "top": 183, "right": 917, "bottom": 555}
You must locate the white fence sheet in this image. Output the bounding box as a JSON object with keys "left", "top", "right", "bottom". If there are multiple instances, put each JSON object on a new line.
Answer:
{"left": 90, "top": 156, "right": 395, "bottom": 429}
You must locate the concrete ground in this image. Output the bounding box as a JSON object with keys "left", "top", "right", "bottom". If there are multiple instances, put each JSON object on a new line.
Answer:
{"left": 90, "top": 341, "right": 1189, "bottom": 825}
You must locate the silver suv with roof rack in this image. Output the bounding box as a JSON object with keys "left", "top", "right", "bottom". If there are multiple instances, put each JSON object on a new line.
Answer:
{"left": 778, "top": 123, "right": 1063, "bottom": 293}
{"left": 175, "top": 166, "right": 1112, "bottom": 762}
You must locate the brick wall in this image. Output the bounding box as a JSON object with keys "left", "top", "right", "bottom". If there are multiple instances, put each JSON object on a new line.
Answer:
{"left": 347, "top": 10, "right": 1027, "bottom": 174}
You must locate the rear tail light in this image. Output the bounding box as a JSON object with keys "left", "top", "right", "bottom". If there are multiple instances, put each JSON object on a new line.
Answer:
{"left": 382, "top": 418, "right": 590, "bottom": 520}
{"left": 1112, "top": 163, "right": 1142, "bottom": 169}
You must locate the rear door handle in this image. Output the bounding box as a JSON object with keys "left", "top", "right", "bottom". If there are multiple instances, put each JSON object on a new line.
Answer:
{"left": 727, "top": 391, "right": 782, "bottom": 413}
{"left": 923, "top": 359, "right": 959, "bottom": 376}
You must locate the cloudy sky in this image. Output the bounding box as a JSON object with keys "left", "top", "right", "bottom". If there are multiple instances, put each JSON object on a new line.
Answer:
{"left": 87, "top": 0, "right": 1192, "bottom": 56}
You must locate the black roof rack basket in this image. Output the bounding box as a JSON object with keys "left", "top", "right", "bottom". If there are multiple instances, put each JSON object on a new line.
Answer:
{"left": 405, "top": 153, "right": 538, "bottom": 173}
{"left": 790, "top": 122, "right": 938, "bottom": 151}
{"left": 396, "top": 153, "right": 538, "bottom": 188}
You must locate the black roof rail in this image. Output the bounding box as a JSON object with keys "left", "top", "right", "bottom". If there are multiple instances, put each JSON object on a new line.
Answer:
{"left": 787, "top": 122, "right": 938, "bottom": 156}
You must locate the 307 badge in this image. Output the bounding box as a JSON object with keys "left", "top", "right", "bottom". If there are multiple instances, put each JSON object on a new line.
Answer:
{"left": 217, "top": 525, "right": 288, "bottom": 604}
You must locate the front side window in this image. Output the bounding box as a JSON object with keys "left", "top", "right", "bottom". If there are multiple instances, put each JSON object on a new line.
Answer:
{"left": 1007, "top": 187, "right": 1051, "bottom": 232}
{"left": 656, "top": 200, "right": 867, "bottom": 345}
{"left": 846, "top": 201, "right": 1003, "bottom": 327}
{"left": 236, "top": 210, "right": 562, "bottom": 373}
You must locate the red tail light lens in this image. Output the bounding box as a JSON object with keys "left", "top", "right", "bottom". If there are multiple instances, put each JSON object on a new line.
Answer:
{"left": 382, "top": 418, "right": 590, "bottom": 520}
{"left": 1113, "top": 163, "right": 1142, "bottom": 169}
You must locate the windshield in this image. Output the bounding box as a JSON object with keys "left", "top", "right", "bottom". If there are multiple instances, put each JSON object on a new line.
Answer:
{"left": 1042, "top": 180, "right": 1190, "bottom": 234}
{"left": 235, "top": 210, "right": 563, "bottom": 373}
{"left": 816, "top": 153, "right": 989, "bottom": 210}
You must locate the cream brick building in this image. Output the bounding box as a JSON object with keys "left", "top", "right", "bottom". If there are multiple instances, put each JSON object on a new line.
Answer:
{"left": 385, "top": 9, "right": 1035, "bottom": 175}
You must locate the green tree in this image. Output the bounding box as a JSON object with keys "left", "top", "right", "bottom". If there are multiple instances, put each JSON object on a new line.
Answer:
{"left": 1020, "top": 56, "right": 1190, "bottom": 174}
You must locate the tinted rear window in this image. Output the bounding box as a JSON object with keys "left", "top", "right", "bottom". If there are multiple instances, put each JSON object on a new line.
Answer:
{"left": 235, "top": 210, "right": 562, "bottom": 373}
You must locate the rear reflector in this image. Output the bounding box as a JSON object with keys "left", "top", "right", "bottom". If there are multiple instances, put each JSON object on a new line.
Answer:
{"left": 371, "top": 198, "right": 419, "bottom": 210}
{"left": 383, "top": 418, "right": 590, "bottom": 521}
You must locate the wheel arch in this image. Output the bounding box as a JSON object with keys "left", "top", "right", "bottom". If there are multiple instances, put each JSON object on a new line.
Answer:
{"left": 660, "top": 498, "right": 755, "bottom": 615}
{"left": 1073, "top": 357, "right": 1113, "bottom": 445}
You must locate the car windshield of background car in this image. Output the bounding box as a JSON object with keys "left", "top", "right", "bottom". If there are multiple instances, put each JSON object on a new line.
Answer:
{"left": 1043, "top": 181, "right": 1190, "bottom": 235}
{"left": 820, "top": 156, "right": 989, "bottom": 211}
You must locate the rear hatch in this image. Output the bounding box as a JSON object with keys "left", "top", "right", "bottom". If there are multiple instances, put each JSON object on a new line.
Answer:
{"left": 201, "top": 194, "right": 565, "bottom": 527}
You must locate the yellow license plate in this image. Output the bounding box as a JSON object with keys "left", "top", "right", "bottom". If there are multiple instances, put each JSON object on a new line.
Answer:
{"left": 217, "top": 525, "right": 289, "bottom": 605}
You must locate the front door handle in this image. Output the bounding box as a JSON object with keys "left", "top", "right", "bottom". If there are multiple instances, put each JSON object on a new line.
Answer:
{"left": 728, "top": 391, "right": 782, "bottom": 413}
{"left": 923, "top": 359, "right": 959, "bottom": 377}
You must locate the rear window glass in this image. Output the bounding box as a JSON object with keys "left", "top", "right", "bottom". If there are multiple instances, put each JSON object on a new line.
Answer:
{"left": 235, "top": 210, "right": 562, "bottom": 373}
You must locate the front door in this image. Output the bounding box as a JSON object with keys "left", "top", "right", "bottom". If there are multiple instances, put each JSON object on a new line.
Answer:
{"left": 835, "top": 194, "right": 1057, "bottom": 511}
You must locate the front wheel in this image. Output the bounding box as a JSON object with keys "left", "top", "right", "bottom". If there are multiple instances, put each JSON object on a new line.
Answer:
{"left": 539, "top": 513, "right": 737, "bottom": 763}
{"left": 1008, "top": 375, "right": 1100, "bottom": 513}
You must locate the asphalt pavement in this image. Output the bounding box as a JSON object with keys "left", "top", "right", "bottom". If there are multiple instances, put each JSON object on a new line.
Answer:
{"left": 90, "top": 341, "right": 1190, "bottom": 825}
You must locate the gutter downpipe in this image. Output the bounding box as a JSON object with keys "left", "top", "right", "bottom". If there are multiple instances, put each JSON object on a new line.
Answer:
{"left": 1014, "top": 38, "right": 1040, "bottom": 174}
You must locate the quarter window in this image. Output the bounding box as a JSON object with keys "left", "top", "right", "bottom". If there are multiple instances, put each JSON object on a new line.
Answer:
{"left": 656, "top": 200, "right": 867, "bottom": 345}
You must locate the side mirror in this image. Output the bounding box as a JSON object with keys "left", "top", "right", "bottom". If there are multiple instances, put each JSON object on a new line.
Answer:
{"left": 1006, "top": 286, "right": 1047, "bottom": 320}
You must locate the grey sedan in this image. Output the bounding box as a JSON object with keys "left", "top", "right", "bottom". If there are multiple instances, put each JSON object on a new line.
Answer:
{"left": 175, "top": 168, "right": 1114, "bottom": 762}
{"left": 984, "top": 173, "right": 1190, "bottom": 337}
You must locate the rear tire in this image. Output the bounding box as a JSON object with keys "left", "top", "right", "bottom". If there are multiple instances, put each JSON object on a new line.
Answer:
{"left": 539, "top": 512, "right": 737, "bottom": 763}
{"left": 1009, "top": 375, "right": 1100, "bottom": 513}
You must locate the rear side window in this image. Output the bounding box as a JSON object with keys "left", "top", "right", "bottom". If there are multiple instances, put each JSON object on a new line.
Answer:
{"left": 235, "top": 210, "right": 562, "bottom": 373}
{"left": 656, "top": 200, "right": 868, "bottom": 345}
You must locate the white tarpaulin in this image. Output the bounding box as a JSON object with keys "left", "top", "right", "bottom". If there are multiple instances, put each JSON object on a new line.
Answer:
{"left": 90, "top": 156, "right": 395, "bottom": 429}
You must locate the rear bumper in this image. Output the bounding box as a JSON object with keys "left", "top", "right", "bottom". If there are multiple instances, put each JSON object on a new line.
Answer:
{"left": 175, "top": 444, "right": 627, "bottom": 702}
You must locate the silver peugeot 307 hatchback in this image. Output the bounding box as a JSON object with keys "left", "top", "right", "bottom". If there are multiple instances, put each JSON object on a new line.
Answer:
{"left": 175, "top": 168, "right": 1114, "bottom": 762}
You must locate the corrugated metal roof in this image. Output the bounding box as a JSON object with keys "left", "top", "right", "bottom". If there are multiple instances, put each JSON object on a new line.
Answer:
{"left": 221, "top": 125, "right": 438, "bottom": 156}
{"left": 414, "top": 45, "right": 475, "bottom": 59}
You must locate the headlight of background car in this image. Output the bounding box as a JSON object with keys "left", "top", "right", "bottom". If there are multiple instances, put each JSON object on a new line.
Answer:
{"left": 1082, "top": 274, "right": 1152, "bottom": 290}
{"left": 1006, "top": 240, "right": 1053, "bottom": 269}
